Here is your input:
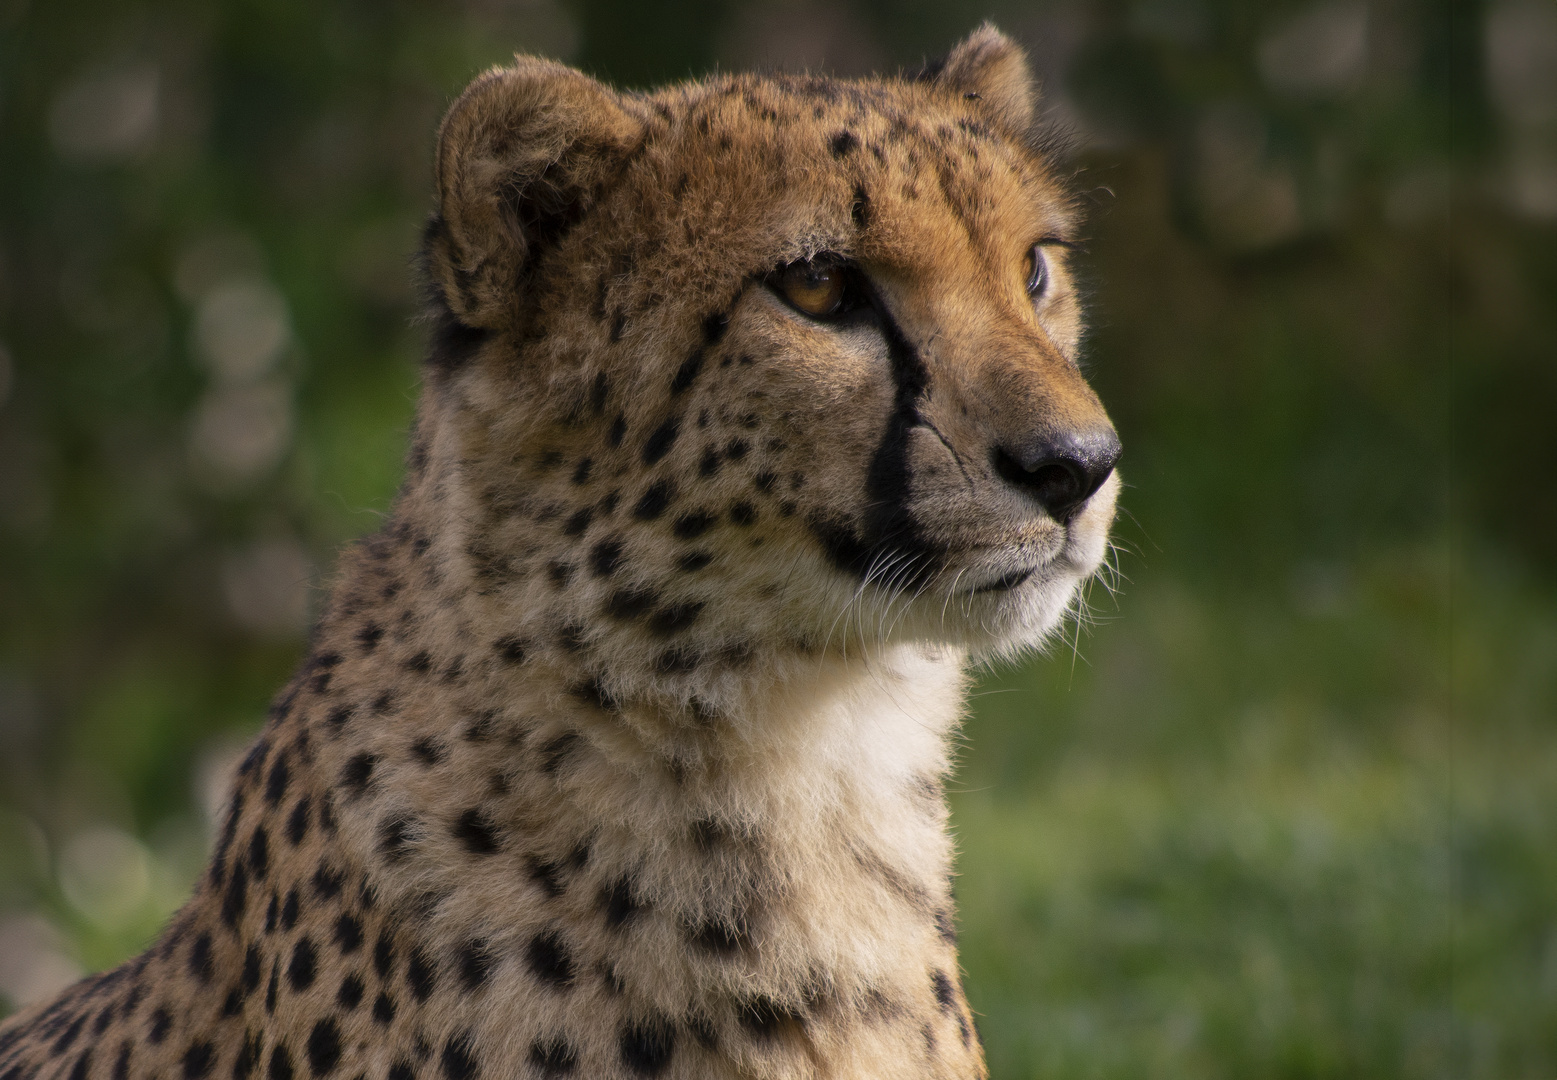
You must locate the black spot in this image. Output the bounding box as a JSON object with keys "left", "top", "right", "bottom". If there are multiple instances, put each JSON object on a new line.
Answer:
{"left": 687, "top": 1013, "right": 718, "bottom": 1050}
{"left": 304, "top": 1019, "right": 340, "bottom": 1078}
{"left": 540, "top": 731, "right": 582, "bottom": 773}
{"left": 281, "top": 889, "right": 300, "bottom": 930}
{"left": 233, "top": 1034, "right": 258, "bottom": 1080}
{"left": 590, "top": 538, "right": 625, "bottom": 577}
{"left": 93, "top": 1004, "right": 115, "bottom": 1034}
{"left": 698, "top": 448, "right": 721, "bottom": 477}
{"left": 221, "top": 859, "right": 249, "bottom": 929}
{"left": 934, "top": 908, "right": 957, "bottom": 943}
{"left": 547, "top": 560, "right": 574, "bottom": 587}
{"left": 336, "top": 974, "right": 364, "bottom": 1010}
{"left": 641, "top": 417, "right": 680, "bottom": 465}
{"left": 373, "top": 932, "right": 395, "bottom": 978}
{"left": 356, "top": 623, "right": 383, "bottom": 651}
{"left": 654, "top": 648, "right": 701, "bottom": 674}
{"left": 739, "top": 412, "right": 760, "bottom": 429}
{"left": 371, "top": 691, "right": 397, "bottom": 716}
{"left": 779, "top": 500, "right": 797, "bottom": 517}
{"left": 618, "top": 1019, "right": 675, "bottom": 1076}
{"left": 724, "top": 438, "right": 747, "bottom": 460}
{"left": 288, "top": 938, "right": 317, "bottom": 991}
{"left": 424, "top": 298, "right": 490, "bottom": 373}
{"left": 753, "top": 471, "right": 776, "bottom": 494}
{"left": 608, "top": 413, "right": 627, "bottom": 446}
{"left": 830, "top": 130, "right": 858, "bottom": 156}
{"left": 188, "top": 931, "right": 215, "bottom": 984}
{"left": 562, "top": 507, "right": 593, "bottom": 536}
{"left": 313, "top": 863, "right": 344, "bottom": 898}
{"left": 410, "top": 737, "right": 446, "bottom": 766}
{"left": 601, "top": 877, "right": 643, "bottom": 928}
{"left": 149, "top": 1007, "right": 172, "bottom": 1043}
{"left": 633, "top": 480, "right": 675, "bottom": 520}
{"left": 676, "top": 551, "right": 713, "bottom": 573}
{"left": 183, "top": 1041, "right": 215, "bottom": 1080}
{"left": 267, "top": 1043, "right": 293, "bottom": 1080}
{"left": 672, "top": 511, "right": 715, "bottom": 539}
{"left": 524, "top": 931, "right": 576, "bottom": 989}
{"left": 526, "top": 856, "right": 565, "bottom": 898}
{"left": 51, "top": 1013, "right": 88, "bottom": 1055}
{"left": 670, "top": 350, "right": 704, "bottom": 395}
{"left": 242, "top": 945, "right": 263, "bottom": 993}
{"left": 248, "top": 828, "right": 270, "bottom": 879}
{"left": 325, "top": 705, "right": 353, "bottom": 733}
{"left": 450, "top": 807, "right": 500, "bottom": 855}
{"left": 648, "top": 602, "right": 703, "bottom": 637}
{"left": 265, "top": 754, "right": 291, "bottom": 807}
{"left": 388, "top": 1064, "right": 415, "bottom": 1080}
{"left": 931, "top": 970, "right": 955, "bottom": 1010}
{"left": 372, "top": 994, "right": 396, "bottom": 1025}
{"left": 729, "top": 502, "right": 757, "bottom": 526}
{"left": 439, "top": 1034, "right": 478, "bottom": 1080}
{"left": 403, "top": 651, "right": 433, "bottom": 675}
{"left": 237, "top": 739, "right": 271, "bottom": 780}
{"left": 739, "top": 996, "right": 803, "bottom": 1039}
{"left": 340, "top": 753, "right": 379, "bottom": 795}
{"left": 456, "top": 939, "right": 492, "bottom": 991}
{"left": 689, "top": 915, "right": 748, "bottom": 955}
{"left": 605, "top": 587, "right": 660, "bottom": 620}
{"left": 334, "top": 913, "right": 364, "bottom": 954}
{"left": 702, "top": 312, "right": 730, "bottom": 345}
{"left": 527, "top": 1040, "right": 577, "bottom": 1078}
{"left": 406, "top": 947, "right": 437, "bottom": 1001}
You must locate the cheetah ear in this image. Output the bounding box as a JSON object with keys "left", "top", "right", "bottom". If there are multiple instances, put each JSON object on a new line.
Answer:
{"left": 425, "top": 57, "right": 645, "bottom": 332}
{"left": 931, "top": 23, "right": 1037, "bottom": 136}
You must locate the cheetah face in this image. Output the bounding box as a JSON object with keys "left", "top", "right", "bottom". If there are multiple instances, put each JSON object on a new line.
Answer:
{"left": 423, "top": 32, "right": 1119, "bottom": 671}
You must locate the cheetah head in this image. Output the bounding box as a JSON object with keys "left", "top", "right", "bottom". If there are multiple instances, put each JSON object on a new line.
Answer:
{"left": 416, "top": 25, "right": 1119, "bottom": 686}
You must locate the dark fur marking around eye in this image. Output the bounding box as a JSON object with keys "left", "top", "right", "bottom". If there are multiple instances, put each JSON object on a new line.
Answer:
{"left": 676, "top": 551, "right": 713, "bottom": 573}
{"left": 633, "top": 481, "right": 675, "bottom": 520}
{"left": 830, "top": 130, "right": 858, "bottom": 156}
{"left": 672, "top": 511, "right": 715, "bottom": 539}
{"left": 453, "top": 809, "right": 500, "bottom": 855}
{"left": 619, "top": 1018, "right": 675, "bottom": 1076}
{"left": 641, "top": 417, "right": 680, "bottom": 465}
{"left": 590, "top": 538, "right": 625, "bottom": 577}
{"left": 528, "top": 1040, "right": 577, "bottom": 1077}
{"left": 698, "top": 448, "right": 721, "bottom": 477}
{"left": 524, "top": 931, "right": 576, "bottom": 989}
{"left": 647, "top": 602, "right": 703, "bottom": 637}
{"left": 563, "top": 507, "right": 593, "bottom": 536}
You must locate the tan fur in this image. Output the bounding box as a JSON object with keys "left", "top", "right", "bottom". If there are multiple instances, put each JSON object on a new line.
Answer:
{"left": 0, "top": 25, "right": 1118, "bottom": 1080}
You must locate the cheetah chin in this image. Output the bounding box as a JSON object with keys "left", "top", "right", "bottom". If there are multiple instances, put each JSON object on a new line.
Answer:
{"left": 2, "top": 23, "right": 1118, "bottom": 1080}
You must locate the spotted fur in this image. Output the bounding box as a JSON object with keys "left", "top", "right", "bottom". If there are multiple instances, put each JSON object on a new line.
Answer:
{"left": 1, "top": 25, "right": 1119, "bottom": 1080}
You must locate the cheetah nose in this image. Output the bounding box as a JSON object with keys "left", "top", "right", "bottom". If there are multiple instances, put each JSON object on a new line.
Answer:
{"left": 992, "top": 426, "right": 1121, "bottom": 523}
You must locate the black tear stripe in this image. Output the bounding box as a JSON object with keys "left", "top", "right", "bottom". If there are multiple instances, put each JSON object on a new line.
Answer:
{"left": 807, "top": 286, "right": 945, "bottom": 587}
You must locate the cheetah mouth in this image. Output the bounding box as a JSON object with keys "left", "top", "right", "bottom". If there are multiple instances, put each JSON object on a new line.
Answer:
{"left": 968, "top": 567, "right": 1035, "bottom": 594}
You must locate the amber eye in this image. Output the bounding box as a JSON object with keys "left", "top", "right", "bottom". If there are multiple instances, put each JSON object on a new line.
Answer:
{"left": 775, "top": 261, "right": 847, "bottom": 317}
{"left": 1024, "top": 245, "right": 1049, "bottom": 299}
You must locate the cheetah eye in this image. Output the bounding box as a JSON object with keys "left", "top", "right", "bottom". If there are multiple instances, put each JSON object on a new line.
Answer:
{"left": 1024, "top": 245, "right": 1049, "bottom": 299}
{"left": 771, "top": 259, "right": 850, "bottom": 319}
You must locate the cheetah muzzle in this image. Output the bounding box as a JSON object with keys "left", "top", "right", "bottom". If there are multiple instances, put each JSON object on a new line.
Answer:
{"left": 1, "top": 23, "right": 1119, "bottom": 1080}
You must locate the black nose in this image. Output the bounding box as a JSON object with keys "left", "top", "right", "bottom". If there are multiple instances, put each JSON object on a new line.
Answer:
{"left": 993, "top": 427, "right": 1121, "bottom": 522}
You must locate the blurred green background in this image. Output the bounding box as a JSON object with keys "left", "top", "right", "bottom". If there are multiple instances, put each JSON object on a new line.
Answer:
{"left": 1, "top": 0, "right": 1553, "bottom": 1075}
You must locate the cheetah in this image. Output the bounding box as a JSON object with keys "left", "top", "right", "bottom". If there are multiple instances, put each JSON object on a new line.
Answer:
{"left": 0, "top": 24, "right": 1120, "bottom": 1080}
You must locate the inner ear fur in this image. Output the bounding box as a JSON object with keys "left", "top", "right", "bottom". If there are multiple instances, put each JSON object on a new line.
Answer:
{"left": 933, "top": 23, "right": 1039, "bottom": 137}
{"left": 427, "top": 57, "right": 645, "bottom": 330}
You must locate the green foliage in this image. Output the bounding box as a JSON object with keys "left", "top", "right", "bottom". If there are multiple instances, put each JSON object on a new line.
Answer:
{"left": 1, "top": 0, "right": 1553, "bottom": 1075}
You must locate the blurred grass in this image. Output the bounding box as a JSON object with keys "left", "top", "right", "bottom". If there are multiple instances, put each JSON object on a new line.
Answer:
{"left": 2, "top": 0, "right": 1555, "bottom": 1076}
